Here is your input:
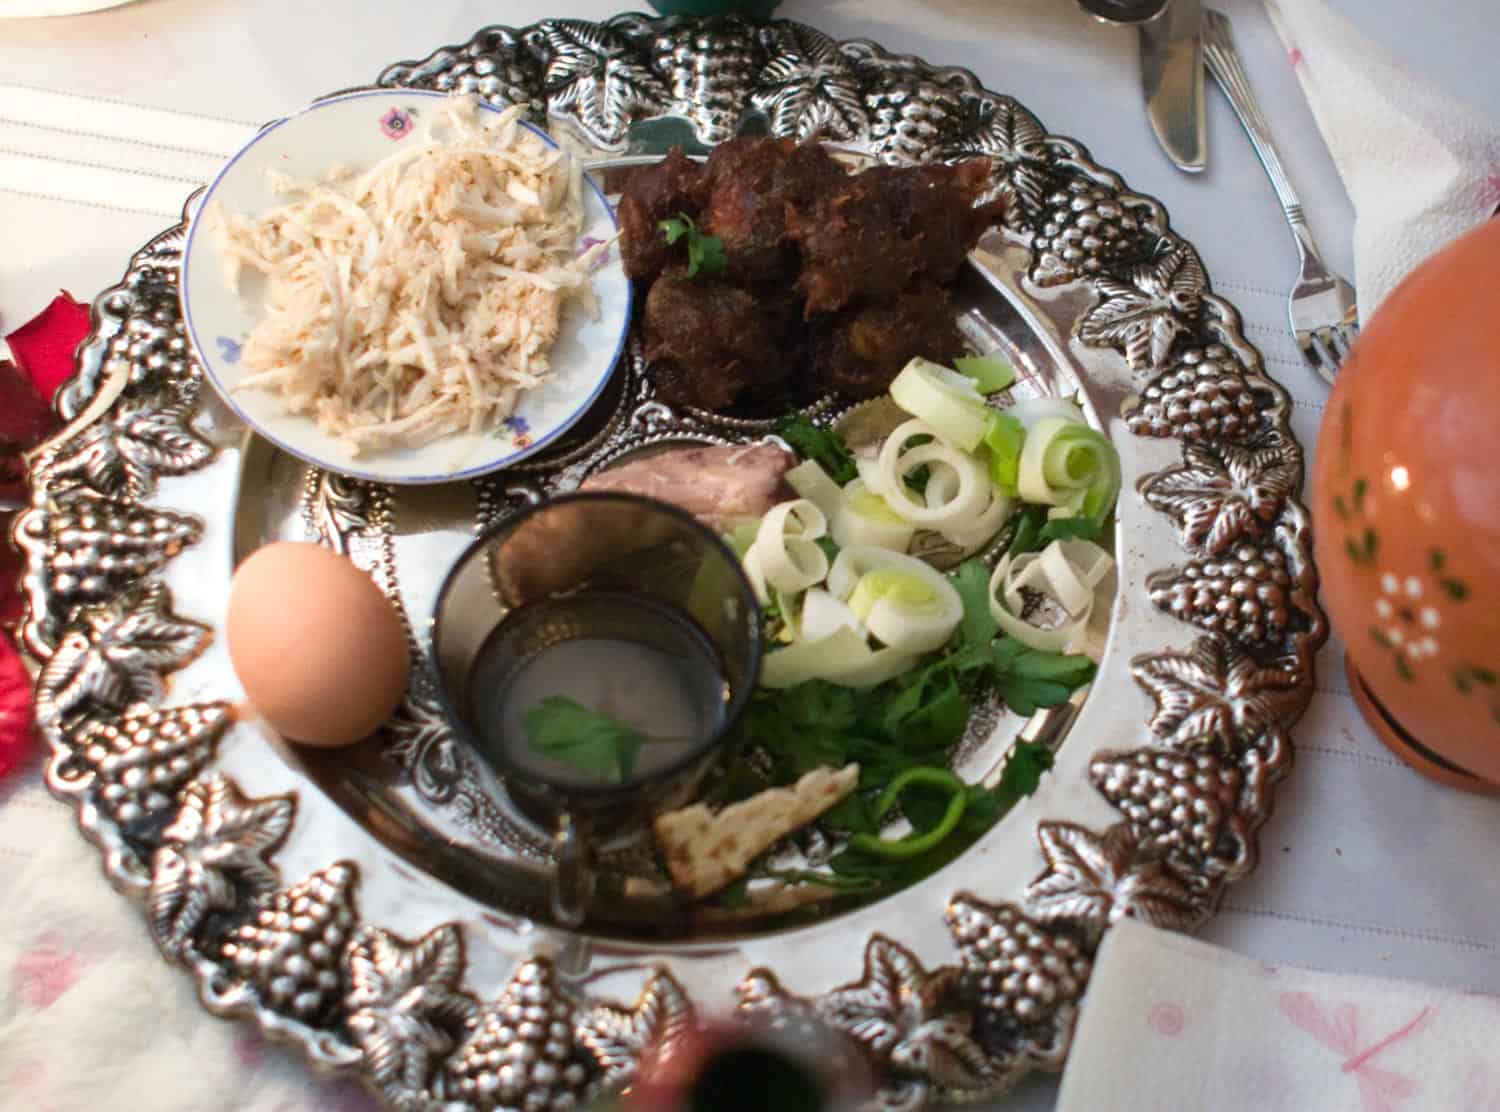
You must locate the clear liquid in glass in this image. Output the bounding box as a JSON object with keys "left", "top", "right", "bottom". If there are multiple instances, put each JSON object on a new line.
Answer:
{"left": 465, "top": 591, "right": 729, "bottom": 789}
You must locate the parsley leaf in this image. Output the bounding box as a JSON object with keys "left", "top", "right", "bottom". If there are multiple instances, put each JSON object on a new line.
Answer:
{"left": 658, "top": 212, "right": 727, "bottom": 278}
{"left": 775, "top": 415, "right": 857, "bottom": 483}
{"left": 998, "top": 737, "right": 1055, "bottom": 797}
{"left": 524, "top": 696, "right": 645, "bottom": 783}
{"left": 989, "top": 635, "right": 1095, "bottom": 716}
{"left": 1007, "top": 505, "right": 1048, "bottom": 556}
{"left": 951, "top": 559, "right": 999, "bottom": 649}
{"left": 1039, "top": 515, "right": 1105, "bottom": 544}
{"left": 904, "top": 463, "right": 933, "bottom": 496}
{"left": 960, "top": 739, "right": 1054, "bottom": 833}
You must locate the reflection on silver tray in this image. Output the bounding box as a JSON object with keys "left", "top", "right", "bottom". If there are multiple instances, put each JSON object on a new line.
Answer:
{"left": 15, "top": 14, "right": 1324, "bottom": 1110}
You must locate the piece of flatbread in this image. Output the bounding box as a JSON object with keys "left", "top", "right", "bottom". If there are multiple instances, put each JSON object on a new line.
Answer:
{"left": 653, "top": 763, "right": 860, "bottom": 899}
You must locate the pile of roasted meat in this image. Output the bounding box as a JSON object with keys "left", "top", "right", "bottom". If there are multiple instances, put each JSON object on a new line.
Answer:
{"left": 616, "top": 137, "right": 1005, "bottom": 410}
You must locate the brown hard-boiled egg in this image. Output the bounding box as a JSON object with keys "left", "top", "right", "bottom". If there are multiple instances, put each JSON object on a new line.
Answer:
{"left": 1311, "top": 217, "right": 1500, "bottom": 792}
{"left": 226, "top": 541, "right": 409, "bottom": 747}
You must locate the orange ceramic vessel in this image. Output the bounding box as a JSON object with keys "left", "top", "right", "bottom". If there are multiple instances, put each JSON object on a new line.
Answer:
{"left": 1312, "top": 218, "right": 1500, "bottom": 792}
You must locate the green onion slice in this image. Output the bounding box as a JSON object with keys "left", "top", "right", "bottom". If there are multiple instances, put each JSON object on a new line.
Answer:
{"left": 888, "top": 358, "right": 992, "bottom": 451}
{"left": 953, "top": 355, "right": 1017, "bottom": 394}
{"left": 1016, "top": 416, "right": 1121, "bottom": 525}
{"left": 850, "top": 766, "right": 968, "bottom": 859}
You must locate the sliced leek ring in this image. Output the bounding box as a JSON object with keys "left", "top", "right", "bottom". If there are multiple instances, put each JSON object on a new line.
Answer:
{"left": 874, "top": 420, "right": 991, "bottom": 528}
{"left": 821, "top": 643, "right": 923, "bottom": 688}
{"left": 828, "top": 545, "right": 963, "bottom": 654}
{"left": 987, "top": 537, "right": 1114, "bottom": 658}
{"left": 940, "top": 484, "right": 1014, "bottom": 555}
{"left": 785, "top": 459, "right": 844, "bottom": 519}
{"left": 747, "top": 499, "right": 829, "bottom": 602}
{"left": 1016, "top": 415, "right": 1121, "bottom": 524}
{"left": 888, "top": 358, "right": 991, "bottom": 451}
{"left": 760, "top": 625, "right": 867, "bottom": 688}
{"left": 759, "top": 625, "right": 919, "bottom": 689}
{"left": 1007, "top": 396, "right": 1088, "bottom": 429}
{"left": 800, "top": 587, "right": 864, "bottom": 643}
{"left": 832, "top": 479, "right": 916, "bottom": 552}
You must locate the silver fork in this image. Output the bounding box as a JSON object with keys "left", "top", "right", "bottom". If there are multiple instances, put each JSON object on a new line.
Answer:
{"left": 1202, "top": 8, "right": 1358, "bottom": 384}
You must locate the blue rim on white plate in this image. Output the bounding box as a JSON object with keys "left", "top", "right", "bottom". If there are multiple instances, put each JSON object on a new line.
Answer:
{"left": 181, "top": 88, "right": 632, "bottom": 485}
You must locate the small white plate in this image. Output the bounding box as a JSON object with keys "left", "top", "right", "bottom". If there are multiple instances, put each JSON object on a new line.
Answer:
{"left": 181, "top": 88, "right": 631, "bottom": 485}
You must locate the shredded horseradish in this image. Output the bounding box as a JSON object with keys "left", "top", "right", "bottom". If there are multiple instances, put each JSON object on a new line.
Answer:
{"left": 213, "top": 96, "right": 606, "bottom": 455}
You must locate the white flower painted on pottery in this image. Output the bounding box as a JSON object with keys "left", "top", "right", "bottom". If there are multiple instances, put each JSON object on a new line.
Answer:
{"left": 1373, "top": 572, "right": 1442, "bottom": 663}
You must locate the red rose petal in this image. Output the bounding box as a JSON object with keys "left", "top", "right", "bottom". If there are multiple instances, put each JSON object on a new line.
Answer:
{"left": 5, "top": 291, "right": 90, "bottom": 403}
{"left": 0, "top": 632, "right": 35, "bottom": 781}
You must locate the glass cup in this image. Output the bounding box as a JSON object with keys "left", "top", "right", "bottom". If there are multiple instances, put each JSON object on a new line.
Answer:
{"left": 430, "top": 492, "right": 762, "bottom": 928}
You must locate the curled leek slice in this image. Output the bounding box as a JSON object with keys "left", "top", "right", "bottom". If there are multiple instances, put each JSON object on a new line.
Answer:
{"left": 760, "top": 625, "right": 919, "bottom": 689}
{"left": 874, "top": 420, "right": 991, "bottom": 528}
{"left": 987, "top": 537, "right": 1114, "bottom": 657}
{"left": 832, "top": 480, "right": 915, "bottom": 552}
{"left": 746, "top": 498, "right": 829, "bottom": 603}
{"left": 1007, "top": 396, "right": 1089, "bottom": 429}
{"left": 821, "top": 642, "right": 924, "bottom": 688}
{"left": 800, "top": 587, "right": 864, "bottom": 643}
{"left": 1016, "top": 416, "right": 1121, "bottom": 525}
{"left": 828, "top": 545, "right": 963, "bottom": 654}
{"left": 785, "top": 459, "right": 844, "bottom": 520}
{"left": 760, "top": 625, "right": 864, "bottom": 688}
{"left": 952, "top": 355, "right": 1016, "bottom": 395}
{"left": 940, "top": 483, "right": 1014, "bottom": 556}
{"left": 888, "top": 358, "right": 991, "bottom": 451}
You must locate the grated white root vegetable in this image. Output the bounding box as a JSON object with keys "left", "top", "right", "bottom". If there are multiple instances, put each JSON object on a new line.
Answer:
{"left": 213, "top": 95, "right": 607, "bottom": 456}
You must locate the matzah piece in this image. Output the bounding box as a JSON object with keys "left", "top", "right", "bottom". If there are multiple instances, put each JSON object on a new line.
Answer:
{"left": 654, "top": 763, "right": 859, "bottom": 898}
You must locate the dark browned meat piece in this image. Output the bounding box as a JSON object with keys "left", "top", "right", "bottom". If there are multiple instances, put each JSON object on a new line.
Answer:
{"left": 892, "top": 160, "right": 1002, "bottom": 284}
{"left": 580, "top": 443, "right": 797, "bottom": 530}
{"left": 697, "top": 138, "right": 851, "bottom": 289}
{"left": 699, "top": 136, "right": 798, "bottom": 288}
{"left": 699, "top": 135, "right": 798, "bottom": 286}
{"left": 617, "top": 148, "right": 708, "bottom": 283}
{"left": 786, "top": 158, "right": 1002, "bottom": 315}
{"left": 643, "top": 271, "right": 796, "bottom": 410}
{"left": 805, "top": 282, "right": 967, "bottom": 398}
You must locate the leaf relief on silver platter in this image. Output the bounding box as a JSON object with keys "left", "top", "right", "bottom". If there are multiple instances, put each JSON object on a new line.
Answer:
{"left": 148, "top": 776, "right": 295, "bottom": 963}
{"left": 15, "top": 14, "right": 1329, "bottom": 1110}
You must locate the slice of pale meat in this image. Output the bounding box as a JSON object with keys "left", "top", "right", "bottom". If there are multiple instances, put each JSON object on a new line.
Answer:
{"left": 580, "top": 442, "right": 796, "bottom": 531}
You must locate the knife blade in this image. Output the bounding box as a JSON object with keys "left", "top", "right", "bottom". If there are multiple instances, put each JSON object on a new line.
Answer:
{"left": 1140, "top": 0, "right": 1206, "bottom": 173}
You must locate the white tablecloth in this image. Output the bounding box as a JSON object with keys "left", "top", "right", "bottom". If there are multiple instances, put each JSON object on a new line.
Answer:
{"left": 3, "top": 1, "right": 1499, "bottom": 1109}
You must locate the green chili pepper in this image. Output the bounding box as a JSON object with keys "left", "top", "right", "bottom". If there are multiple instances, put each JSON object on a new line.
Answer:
{"left": 849, "top": 766, "right": 968, "bottom": 860}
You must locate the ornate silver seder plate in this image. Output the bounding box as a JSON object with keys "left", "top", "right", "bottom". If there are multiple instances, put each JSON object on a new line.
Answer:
{"left": 15, "top": 14, "right": 1325, "bottom": 1110}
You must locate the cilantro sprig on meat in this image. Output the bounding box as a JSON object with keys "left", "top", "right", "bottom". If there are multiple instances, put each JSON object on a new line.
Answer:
{"left": 659, "top": 212, "right": 727, "bottom": 278}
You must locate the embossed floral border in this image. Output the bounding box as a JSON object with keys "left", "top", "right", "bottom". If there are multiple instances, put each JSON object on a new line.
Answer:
{"left": 14, "top": 14, "right": 1325, "bottom": 1111}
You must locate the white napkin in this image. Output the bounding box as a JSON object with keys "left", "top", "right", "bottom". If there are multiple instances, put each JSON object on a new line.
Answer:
{"left": 1057, "top": 918, "right": 1500, "bottom": 1111}
{"left": 0, "top": 772, "right": 379, "bottom": 1112}
{"left": 0, "top": 83, "right": 254, "bottom": 218}
{"left": 1262, "top": 0, "right": 1500, "bottom": 319}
